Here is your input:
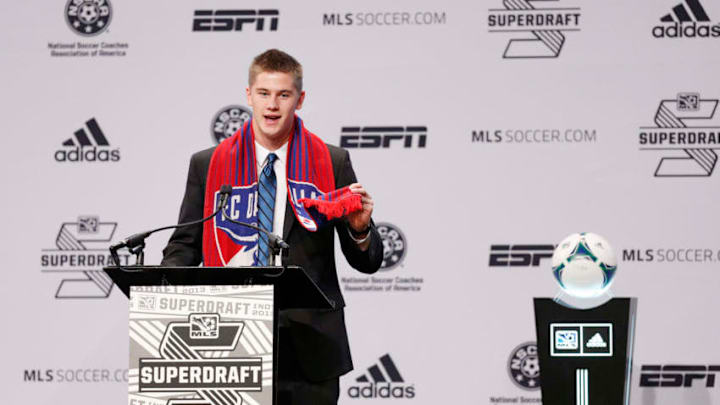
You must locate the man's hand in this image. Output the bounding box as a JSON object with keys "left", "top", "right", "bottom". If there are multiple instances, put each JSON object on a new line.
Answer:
{"left": 347, "top": 183, "right": 373, "bottom": 235}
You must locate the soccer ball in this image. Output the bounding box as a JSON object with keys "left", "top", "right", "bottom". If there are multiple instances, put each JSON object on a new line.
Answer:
{"left": 521, "top": 357, "right": 539, "bottom": 378}
{"left": 78, "top": 3, "right": 100, "bottom": 24}
{"left": 551, "top": 233, "right": 617, "bottom": 298}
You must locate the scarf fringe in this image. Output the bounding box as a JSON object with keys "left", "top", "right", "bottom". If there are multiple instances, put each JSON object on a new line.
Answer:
{"left": 299, "top": 193, "right": 362, "bottom": 220}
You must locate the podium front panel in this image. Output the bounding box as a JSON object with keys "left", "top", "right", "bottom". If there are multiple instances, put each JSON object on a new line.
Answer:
{"left": 128, "top": 285, "right": 274, "bottom": 405}
{"left": 534, "top": 298, "right": 637, "bottom": 405}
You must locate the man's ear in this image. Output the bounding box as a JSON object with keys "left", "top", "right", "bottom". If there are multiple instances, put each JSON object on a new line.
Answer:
{"left": 296, "top": 91, "right": 306, "bottom": 110}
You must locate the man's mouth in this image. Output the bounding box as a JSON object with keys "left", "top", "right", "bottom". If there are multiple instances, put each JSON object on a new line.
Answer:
{"left": 264, "top": 114, "right": 281, "bottom": 125}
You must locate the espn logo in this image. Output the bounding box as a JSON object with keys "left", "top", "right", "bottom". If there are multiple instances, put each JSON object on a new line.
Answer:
{"left": 488, "top": 244, "right": 554, "bottom": 267}
{"left": 340, "top": 126, "right": 427, "bottom": 149}
{"left": 640, "top": 365, "right": 720, "bottom": 387}
{"left": 193, "top": 10, "right": 279, "bottom": 31}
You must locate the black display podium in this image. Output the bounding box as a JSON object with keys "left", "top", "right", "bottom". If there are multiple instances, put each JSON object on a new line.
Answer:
{"left": 105, "top": 265, "right": 334, "bottom": 405}
{"left": 534, "top": 297, "right": 637, "bottom": 405}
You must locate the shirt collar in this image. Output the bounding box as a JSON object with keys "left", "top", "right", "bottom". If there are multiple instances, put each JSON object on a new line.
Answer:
{"left": 255, "top": 140, "right": 288, "bottom": 168}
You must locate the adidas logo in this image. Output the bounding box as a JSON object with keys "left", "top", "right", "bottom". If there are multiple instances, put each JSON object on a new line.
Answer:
{"left": 356, "top": 354, "right": 404, "bottom": 383}
{"left": 653, "top": 0, "right": 720, "bottom": 38}
{"left": 586, "top": 332, "right": 608, "bottom": 348}
{"left": 661, "top": 0, "right": 710, "bottom": 22}
{"left": 55, "top": 118, "right": 121, "bottom": 162}
{"left": 348, "top": 354, "right": 416, "bottom": 399}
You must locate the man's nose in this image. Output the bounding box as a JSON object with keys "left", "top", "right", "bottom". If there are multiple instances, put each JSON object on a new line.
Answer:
{"left": 268, "top": 96, "right": 279, "bottom": 110}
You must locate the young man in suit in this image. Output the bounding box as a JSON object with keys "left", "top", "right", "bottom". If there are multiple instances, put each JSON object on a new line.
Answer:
{"left": 161, "top": 49, "right": 383, "bottom": 404}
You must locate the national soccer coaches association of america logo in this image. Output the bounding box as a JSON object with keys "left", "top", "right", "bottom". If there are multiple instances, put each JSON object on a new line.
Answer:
{"left": 376, "top": 223, "right": 407, "bottom": 270}
{"left": 508, "top": 342, "right": 540, "bottom": 390}
{"left": 212, "top": 105, "right": 253, "bottom": 145}
{"left": 65, "top": 0, "right": 112, "bottom": 36}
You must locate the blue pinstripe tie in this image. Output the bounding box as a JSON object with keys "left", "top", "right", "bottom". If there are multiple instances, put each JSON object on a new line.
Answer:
{"left": 257, "top": 153, "right": 278, "bottom": 266}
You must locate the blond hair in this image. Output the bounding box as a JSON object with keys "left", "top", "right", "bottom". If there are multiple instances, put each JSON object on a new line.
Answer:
{"left": 249, "top": 49, "right": 303, "bottom": 92}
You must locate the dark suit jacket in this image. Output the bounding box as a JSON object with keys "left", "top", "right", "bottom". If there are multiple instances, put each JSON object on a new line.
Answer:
{"left": 161, "top": 144, "right": 383, "bottom": 381}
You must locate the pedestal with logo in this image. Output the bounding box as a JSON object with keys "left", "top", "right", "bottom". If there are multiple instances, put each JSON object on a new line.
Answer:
{"left": 534, "top": 232, "right": 637, "bottom": 405}
{"left": 105, "top": 265, "right": 333, "bottom": 405}
{"left": 534, "top": 298, "right": 637, "bottom": 405}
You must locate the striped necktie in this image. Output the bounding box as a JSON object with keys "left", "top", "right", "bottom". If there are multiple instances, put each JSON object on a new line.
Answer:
{"left": 257, "top": 153, "right": 278, "bottom": 266}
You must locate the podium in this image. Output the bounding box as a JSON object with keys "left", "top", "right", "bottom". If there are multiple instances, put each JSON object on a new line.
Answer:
{"left": 105, "top": 265, "right": 334, "bottom": 405}
{"left": 534, "top": 297, "right": 637, "bottom": 405}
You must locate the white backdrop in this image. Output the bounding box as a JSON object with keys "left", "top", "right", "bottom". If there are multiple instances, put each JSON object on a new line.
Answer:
{"left": 1, "top": 0, "right": 719, "bottom": 404}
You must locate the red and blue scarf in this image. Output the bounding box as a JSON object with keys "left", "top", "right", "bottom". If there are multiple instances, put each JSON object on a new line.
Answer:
{"left": 202, "top": 117, "right": 362, "bottom": 266}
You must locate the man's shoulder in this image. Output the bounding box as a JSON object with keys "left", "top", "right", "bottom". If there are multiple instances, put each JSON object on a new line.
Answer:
{"left": 325, "top": 143, "right": 349, "bottom": 164}
{"left": 191, "top": 146, "right": 216, "bottom": 163}
{"left": 190, "top": 146, "right": 217, "bottom": 166}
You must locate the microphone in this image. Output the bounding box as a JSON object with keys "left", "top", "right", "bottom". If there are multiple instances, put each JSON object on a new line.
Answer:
{"left": 109, "top": 185, "right": 233, "bottom": 266}
{"left": 217, "top": 184, "right": 231, "bottom": 213}
{"left": 220, "top": 200, "right": 289, "bottom": 264}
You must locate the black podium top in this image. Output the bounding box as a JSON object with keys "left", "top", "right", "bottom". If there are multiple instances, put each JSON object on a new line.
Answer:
{"left": 104, "top": 265, "right": 334, "bottom": 311}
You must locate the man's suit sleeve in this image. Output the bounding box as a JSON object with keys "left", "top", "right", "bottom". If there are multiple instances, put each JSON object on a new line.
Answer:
{"left": 333, "top": 147, "right": 384, "bottom": 274}
{"left": 160, "top": 150, "right": 209, "bottom": 266}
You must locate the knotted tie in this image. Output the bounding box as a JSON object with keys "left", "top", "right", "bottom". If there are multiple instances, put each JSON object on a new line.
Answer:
{"left": 257, "top": 153, "right": 277, "bottom": 266}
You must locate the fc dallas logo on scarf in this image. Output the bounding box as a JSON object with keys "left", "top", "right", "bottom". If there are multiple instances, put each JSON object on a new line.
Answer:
{"left": 203, "top": 117, "right": 362, "bottom": 266}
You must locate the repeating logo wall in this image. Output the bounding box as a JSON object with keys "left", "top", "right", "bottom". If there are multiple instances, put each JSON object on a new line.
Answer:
{"left": 55, "top": 118, "right": 121, "bottom": 162}
{"left": 193, "top": 10, "right": 279, "bottom": 31}
{"left": 472, "top": 128, "right": 596, "bottom": 144}
{"left": 65, "top": 0, "right": 112, "bottom": 36}
{"left": 341, "top": 223, "right": 422, "bottom": 292}
{"left": 652, "top": 0, "right": 720, "bottom": 38}
{"left": 489, "top": 244, "right": 554, "bottom": 267}
{"left": 50, "top": 0, "right": 129, "bottom": 57}
{"left": 40, "top": 216, "right": 130, "bottom": 298}
{"left": 378, "top": 223, "right": 407, "bottom": 270}
{"left": 129, "top": 286, "right": 274, "bottom": 405}
{"left": 322, "top": 11, "right": 446, "bottom": 27}
{"left": 212, "top": 106, "right": 252, "bottom": 145}
{"left": 640, "top": 365, "right": 720, "bottom": 387}
{"left": 340, "top": 126, "right": 427, "bottom": 149}
{"left": 490, "top": 342, "right": 542, "bottom": 404}
{"left": 487, "top": 0, "right": 581, "bottom": 59}
{"left": 622, "top": 247, "right": 720, "bottom": 263}
{"left": 508, "top": 342, "right": 541, "bottom": 390}
{"left": 347, "top": 354, "right": 415, "bottom": 399}
{"left": 638, "top": 92, "right": 720, "bottom": 177}
{"left": 23, "top": 368, "right": 128, "bottom": 383}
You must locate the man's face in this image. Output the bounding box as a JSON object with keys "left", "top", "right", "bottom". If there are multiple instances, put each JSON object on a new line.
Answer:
{"left": 247, "top": 71, "right": 305, "bottom": 147}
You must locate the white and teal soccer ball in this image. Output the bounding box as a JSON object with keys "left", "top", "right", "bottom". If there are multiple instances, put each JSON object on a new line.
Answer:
{"left": 551, "top": 233, "right": 617, "bottom": 298}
